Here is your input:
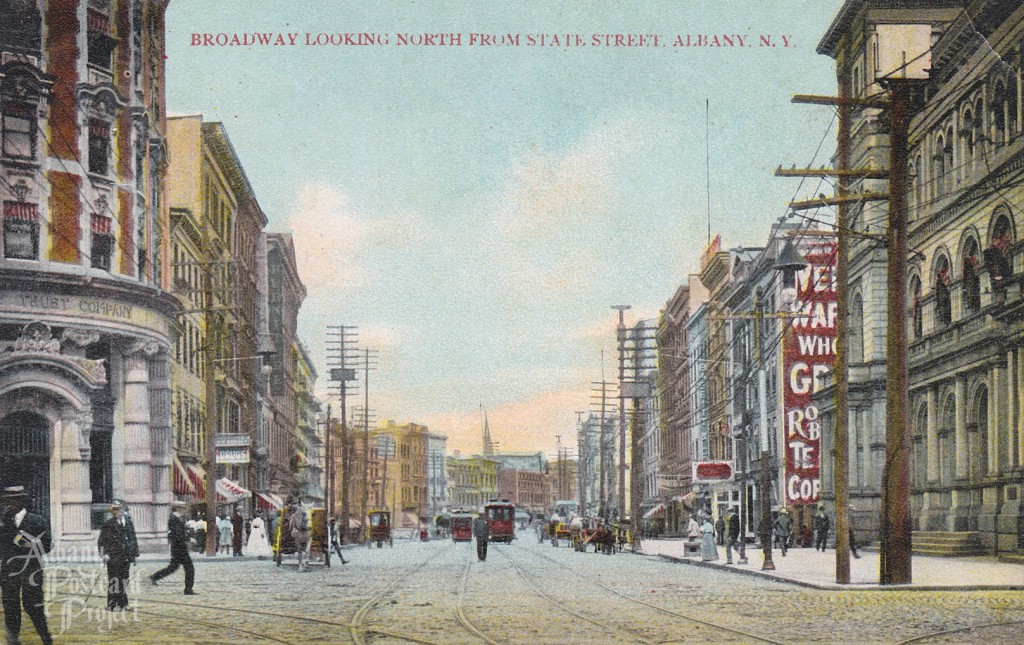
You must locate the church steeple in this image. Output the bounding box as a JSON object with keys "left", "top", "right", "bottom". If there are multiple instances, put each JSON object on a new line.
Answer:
{"left": 482, "top": 411, "right": 494, "bottom": 457}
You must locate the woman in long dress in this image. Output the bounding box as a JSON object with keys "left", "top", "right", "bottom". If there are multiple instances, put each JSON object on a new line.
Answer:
{"left": 700, "top": 518, "right": 719, "bottom": 562}
{"left": 246, "top": 511, "right": 273, "bottom": 558}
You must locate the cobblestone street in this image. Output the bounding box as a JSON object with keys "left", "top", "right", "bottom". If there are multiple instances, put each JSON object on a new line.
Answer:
{"left": 22, "top": 538, "right": 1024, "bottom": 644}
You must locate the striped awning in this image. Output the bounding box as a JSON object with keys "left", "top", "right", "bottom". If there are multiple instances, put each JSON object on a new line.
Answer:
{"left": 216, "top": 477, "right": 251, "bottom": 503}
{"left": 172, "top": 455, "right": 195, "bottom": 498}
{"left": 3, "top": 201, "right": 38, "bottom": 222}
{"left": 91, "top": 213, "right": 112, "bottom": 234}
{"left": 255, "top": 492, "right": 285, "bottom": 511}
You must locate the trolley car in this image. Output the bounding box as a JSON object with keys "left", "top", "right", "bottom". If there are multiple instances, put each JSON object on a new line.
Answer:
{"left": 450, "top": 511, "right": 474, "bottom": 542}
{"left": 483, "top": 499, "right": 516, "bottom": 544}
{"left": 367, "top": 510, "right": 393, "bottom": 548}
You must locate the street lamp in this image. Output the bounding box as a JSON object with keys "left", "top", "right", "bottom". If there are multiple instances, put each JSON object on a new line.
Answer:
{"left": 761, "top": 238, "right": 808, "bottom": 571}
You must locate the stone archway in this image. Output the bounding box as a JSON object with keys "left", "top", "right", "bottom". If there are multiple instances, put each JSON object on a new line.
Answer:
{"left": 0, "top": 410, "right": 50, "bottom": 520}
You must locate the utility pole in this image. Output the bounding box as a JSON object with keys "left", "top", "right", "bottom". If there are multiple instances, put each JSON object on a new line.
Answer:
{"left": 202, "top": 224, "right": 218, "bottom": 557}
{"left": 575, "top": 411, "right": 587, "bottom": 516}
{"left": 880, "top": 76, "right": 913, "bottom": 585}
{"left": 612, "top": 304, "right": 631, "bottom": 523}
{"left": 327, "top": 325, "right": 358, "bottom": 543}
{"left": 754, "top": 288, "right": 774, "bottom": 571}
{"left": 786, "top": 91, "right": 888, "bottom": 583}
{"left": 358, "top": 348, "right": 378, "bottom": 542}
{"left": 324, "top": 405, "right": 334, "bottom": 520}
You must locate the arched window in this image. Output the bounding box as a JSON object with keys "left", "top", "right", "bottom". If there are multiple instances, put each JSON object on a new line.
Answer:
{"left": 914, "top": 154, "right": 924, "bottom": 209}
{"left": 850, "top": 292, "right": 864, "bottom": 362}
{"left": 993, "top": 80, "right": 1009, "bottom": 144}
{"left": 933, "top": 134, "right": 946, "bottom": 195}
{"left": 962, "top": 108, "right": 975, "bottom": 173}
{"left": 962, "top": 237, "right": 981, "bottom": 313}
{"left": 985, "top": 210, "right": 1014, "bottom": 286}
{"left": 944, "top": 126, "right": 955, "bottom": 185}
{"left": 935, "top": 256, "right": 952, "bottom": 327}
{"left": 910, "top": 275, "right": 923, "bottom": 339}
{"left": 913, "top": 402, "right": 928, "bottom": 489}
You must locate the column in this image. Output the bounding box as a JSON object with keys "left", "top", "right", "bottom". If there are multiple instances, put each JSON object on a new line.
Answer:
{"left": 57, "top": 410, "right": 94, "bottom": 550}
{"left": 1009, "top": 349, "right": 1018, "bottom": 468}
{"left": 1017, "top": 348, "right": 1024, "bottom": 466}
{"left": 147, "top": 347, "right": 172, "bottom": 550}
{"left": 122, "top": 341, "right": 159, "bottom": 538}
{"left": 955, "top": 378, "right": 968, "bottom": 480}
{"left": 989, "top": 365, "right": 999, "bottom": 476}
{"left": 927, "top": 387, "right": 939, "bottom": 482}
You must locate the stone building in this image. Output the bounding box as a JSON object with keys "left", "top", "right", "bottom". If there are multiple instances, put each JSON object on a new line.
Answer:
{"left": 0, "top": 0, "right": 176, "bottom": 552}
{"left": 816, "top": 0, "right": 1024, "bottom": 555}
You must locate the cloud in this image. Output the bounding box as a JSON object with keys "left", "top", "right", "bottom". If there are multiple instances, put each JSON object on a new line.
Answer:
{"left": 287, "top": 182, "right": 427, "bottom": 293}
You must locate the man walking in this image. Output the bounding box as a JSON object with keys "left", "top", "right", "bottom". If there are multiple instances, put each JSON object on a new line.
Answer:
{"left": 97, "top": 500, "right": 137, "bottom": 610}
{"left": 150, "top": 501, "right": 197, "bottom": 594}
{"left": 473, "top": 513, "right": 489, "bottom": 561}
{"left": 774, "top": 507, "right": 793, "bottom": 557}
{"left": 0, "top": 485, "right": 53, "bottom": 645}
{"left": 231, "top": 507, "right": 244, "bottom": 557}
{"left": 724, "top": 509, "right": 742, "bottom": 564}
{"left": 813, "top": 503, "right": 830, "bottom": 552}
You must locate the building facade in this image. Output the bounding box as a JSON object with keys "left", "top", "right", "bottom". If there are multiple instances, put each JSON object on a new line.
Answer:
{"left": 0, "top": 0, "right": 178, "bottom": 552}
{"left": 816, "top": 0, "right": 1024, "bottom": 555}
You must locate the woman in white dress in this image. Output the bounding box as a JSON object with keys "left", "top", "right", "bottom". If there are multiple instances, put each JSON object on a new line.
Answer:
{"left": 246, "top": 511, "right": 273, "bottom": 558}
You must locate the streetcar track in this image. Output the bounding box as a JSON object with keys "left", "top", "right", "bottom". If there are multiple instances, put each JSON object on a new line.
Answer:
{"left": 513, "top": 541, "right": 788, "bottom": 644}
{"left": 892, "top": 618, "right": 1024, "bottom": 644}
{"left": 498, "top": 546, "right": 659, "bottom": 644}
{"left": 454, "top": 547, "right": 501, "bottom": 645}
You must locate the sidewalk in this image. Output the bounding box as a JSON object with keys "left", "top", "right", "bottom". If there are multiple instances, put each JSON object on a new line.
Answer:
{"left": 636, "top": 538, "right": 1024, "bottom": 590}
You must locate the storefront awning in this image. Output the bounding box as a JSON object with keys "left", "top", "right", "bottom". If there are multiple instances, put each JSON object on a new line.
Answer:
{"left": 671, "top": 492, "right": 696, "bottom": 509}
{"left": 643, "top": 503, "right": 666, "bottom": 519}
{"left": 185, "top": 463, "right": 206, "bottom": 494}
{"left": 172, "top": 455, "right": 196, "bottom": 498}
{"left": 216, "top": 477, "right": 251, "bottom": 504}
{"left": 255, "top": 492, "right": 285, "bottom": 511}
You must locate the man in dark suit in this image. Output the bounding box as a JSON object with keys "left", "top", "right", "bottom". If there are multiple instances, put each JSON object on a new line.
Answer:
{"left": 473, "top": 514, "right": 489, "bottom": 561}
{"left": 150, "top": 501, "right": 197, "bottom": 594}
{"left": 97, "top": 500, "right": 137, "bottom": 610}
{"left": 0, "top": 485, "right": 52, "bottom": 645}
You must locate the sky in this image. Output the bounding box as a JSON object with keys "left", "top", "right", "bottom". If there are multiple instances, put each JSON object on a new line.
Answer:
{"left": 164, "top": 0, "right": 845, "bottom": 458}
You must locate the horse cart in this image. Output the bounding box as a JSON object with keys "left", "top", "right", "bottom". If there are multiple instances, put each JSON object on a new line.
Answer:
{"left": 367, "top": 510, "right": 393, "bottom": 548}
{"left": 273, "top": 506, "right": 331, "bottom": 567}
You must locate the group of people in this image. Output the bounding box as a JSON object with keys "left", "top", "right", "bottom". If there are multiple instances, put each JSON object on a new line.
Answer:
{"left": 688, "top": 503, "right": 858, "bottom": 563}
{"left": 183, "top": 507, "right": 274, "bottom": 557}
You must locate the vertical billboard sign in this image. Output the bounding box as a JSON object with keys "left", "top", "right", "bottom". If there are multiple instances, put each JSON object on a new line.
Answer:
{"left": 781, "top": 237, "right": 837, "bottom": 506}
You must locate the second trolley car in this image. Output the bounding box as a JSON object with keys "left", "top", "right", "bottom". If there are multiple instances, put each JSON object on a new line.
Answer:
{"left": 450, "top": 511, "right": 474, "bottom": 542}
{"left": 483, "top": 499, "right": 516, "bottom": 543}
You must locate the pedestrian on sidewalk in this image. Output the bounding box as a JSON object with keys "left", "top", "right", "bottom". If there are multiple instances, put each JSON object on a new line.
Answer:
{"left": 849, "top": 506, "right": 861, "bottom": 558}
{"left": 217, "top": 514, "right": 232, "bottom": 555}
{"left": 246, "top": 511, "right": 273, "bottom": 559}
{"left": 813, "top": 503, "right": 830, "bottom": 551}
{"left": 97, "top": 500, "right": 137, "bottom": 610}
{"left": 724, "top": 510, "right": 742, "bottom": 564}
{"left": 774, "top": 507, "right": 792, "bottom": 556}
{"left": 0, "top": 485, "right": 53, "bottom": 645}
{"left": 714, "top": 515, "right": 725, "bottom": 546}
{"left": 686, "top": 514, "right": 701, "bottom": 542}
{"left": 231, "top": 506, "right": 244, "bottom": 557}
{"left": 700, "top": 517, "right": 718, "bottom": 562}
{"left": 150, "top": 501, "right": 197, "bottom": 595}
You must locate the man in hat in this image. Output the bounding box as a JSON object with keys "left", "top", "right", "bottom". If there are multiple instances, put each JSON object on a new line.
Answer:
{"left": 150, "top": 501, "right": 196, "bottom": 594}
{"left": 774, "top": 507, "right": 793, "bottom": 556}
{"left": 0, "top": 485, "right": 52, "bottom": 645}
{"left": 97, "top": 501, "right": 138, "bottom": 610}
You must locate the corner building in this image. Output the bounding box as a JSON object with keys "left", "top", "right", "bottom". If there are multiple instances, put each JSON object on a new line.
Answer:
{"left": 0, "top": 0, "right": 177, "bottom": 552}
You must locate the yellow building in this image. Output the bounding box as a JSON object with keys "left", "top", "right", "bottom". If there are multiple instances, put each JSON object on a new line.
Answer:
{"left": 369, "top": 421, "right": 429, "bottom": 529}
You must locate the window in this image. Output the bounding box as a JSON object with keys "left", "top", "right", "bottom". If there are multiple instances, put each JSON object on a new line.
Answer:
{"left": 910, "top": 276, "right": 923, "bottom": 340}
{"left": 90, "top": 213, "right": 113, "bottom": 270}
{"left": 3, "top": 201, "right": 39, "bottom": 259}
{"left": 87, "top": 9, "right": 116, "bottom": 70}
{"left": 962, "top": 238, "right": 981, "bottom": 314}
{"left": 88, "top": 120, "right": 110, "bottom": 175}
{"left": 2, "top": 110, "right": 35, "bottom": 159}
{"left": 935, "top": 257, "right": 952, "bottom": 328}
